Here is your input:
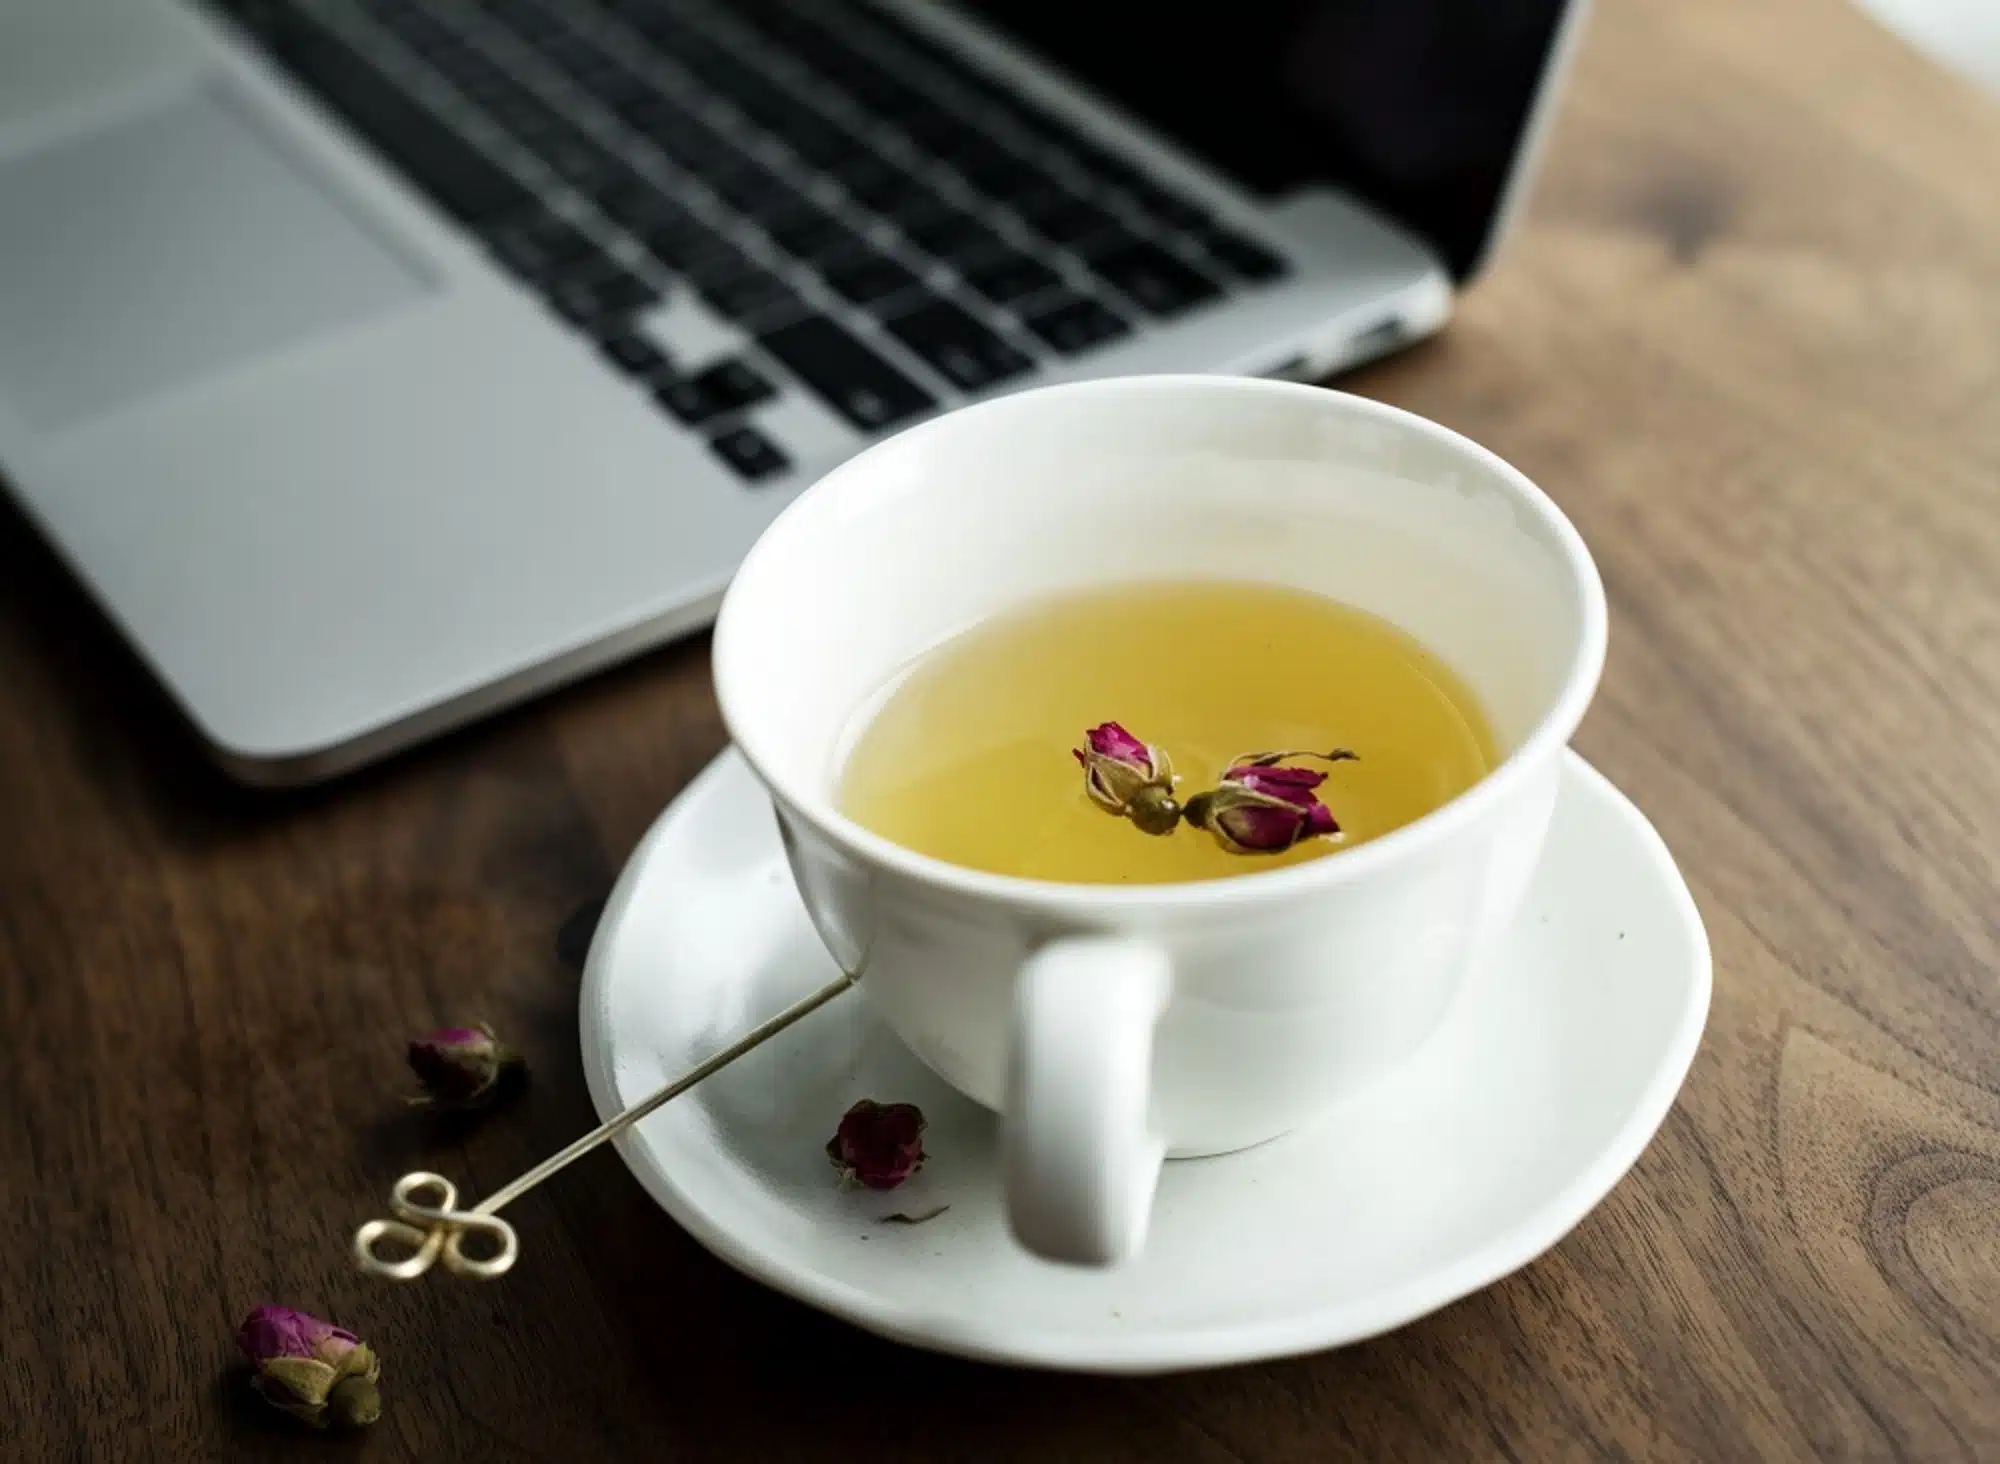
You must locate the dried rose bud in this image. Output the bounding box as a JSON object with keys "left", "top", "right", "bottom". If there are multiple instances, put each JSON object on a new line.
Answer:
{"left": 1185, "top": 751, "right": 1355, "bottom": 854}
{"left": 1073, "top": 721, "right": 1181, "bottom": 835}
{"left": 826, "top": 1099, "right": 927, "bottom": 1190}
{"left": 407, "top": 1024, "right": 526, "bottom": 1111}
{"left": 235, "top": 1305, "right": 381, "bottom": 1429}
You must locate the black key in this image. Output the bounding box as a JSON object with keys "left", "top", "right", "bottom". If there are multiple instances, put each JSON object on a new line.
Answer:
{"left": 1193, "top": 227, "right": 1289, "bottom": 282}
{"left": 725, "top": 77, "right": 804, "bottom": 124}
{"left": 821, "top": 251, "right": 921, "bottom": 307}
{"left": 586, "top": 66, "right": 654, "bottom": 108}
{"left": 1061, "top": 139, "right": 1152, "bottom": 192}
{"left": 863, "top": 19, "right": 992, "bottom": 90}
{"left": 623, "top": 6, "right": 697, "bottom": 46}
{"left": 935, "top": 136, "right": 1006, "bottom": 172}
{"left": 1007, "top": 184, "right": 1074, "bottom": 218}
{"left": 430, "top": 38, "right": 504, "bottom": 83}
{"left": 698, "top": 267, "right": 801, "bottom": 321}
{"left": 483, "top": 90, "right": 573, "bottom": 145}
{"left": 827, "top": 67, "right": 915, "bottom": 116}
{"left": 880, "top": 33, "right": 1074, "bottom": 164}
{"left": 718, "top": 79, "right": 797, "bottom": 132}
{"left": 600, "top": 331, "right": 669, "bottom": 376}
{"left": 565, "top": 58, "right": 632, "bottom": 93}
{"left": 897, "top": 110, "right": 987, "bottom": 158}
{"left": 1121, "top": 181, "right": 1212, "bottom": 231}
{"left": 538, "top": 135, "right": 630, "bottom": 193}
{"left": 541, "top": 33, "right": 613, "bottom": 82}
{"left": 667, "top": 36, "right": 731, "bottom": 73}
{"left": 866, "top": 181, "right": 945, "bottom": 224}
{"left": 751, "top": 96, "right": 839, "bottom": 146}
{"left": 1084, "top": 240, "right": 1221, "bottom": 317}
{"left": 860, "top": 7, "right": 1023, "bottom": 101}
{"left": 578, "top": 161, "right": 662, "bottom": 206}
{"left": 884, "top": 299, "right": 1035, "bottom": 391}
{"left": 874, "top": 185, "right": 950, "bottom": 227}
{"left": 983, "top": 98, "right": 1072, "bottom": 151}
{"left": 408, "top": 35, "right": 480, "bottom": 71}
{"left": 871, "top": 184, "right": 948, "bottom": 227}
{"left": 447, "top": 65, "right": 521, "bottom": 109}
{"left": 766, "top": 208, "right": 868, "bottom": 263}
{"left": 898, "top": 207, "right": 1007, "bottom": 263}
{"left": 269, "top": 24, "right": 532, "bottom": 224}
{"left": 486, "top": 0, "right": 565, "bottom": 43}
{"left": 482, "top": 80, "right": 588, "bottom": 142}
{"left": 1070, "top": 220, "right": 1150, "bottom": 261}
{"left": 654, "top": 375, "right": 720, "bottom": 424}
{"left": 670, "top": 129, "right": 756, "bottom": 178}
{"left": 483, "top": 210, "right": 606, "bottom": 282}
{"left": 370, "top": 2, "right": 450, "bottom": 44}
{"left": 728, "top": 3, "right": 817, "bottom": 45}
{"left": 682, "top": 243, "right": 756, "bottom": 287}
{"left": 833, "top": 156, "right": 929, "bottom": 214}
{"left": 825, "top": 151, "right": 891, "bottom": 190}
{"left": 613, "top": 88, "right": 673, "bottom": 123}
{"left": 656, "top": 359, "right": 775, "bottom": 423}
{"left": 626, "top": 103, "right": 739, "bottom": 173}
{"left": 759, "top": 316, "right": 934, "bottom": 430}
{"left": 1015, "top": 191, "right": 1120, "bottom": 248}
{"left": 594, "top": 176, "right": 689, "bottom": 231}
{"left": 696, "top": 51, "right": 767, "bottom": 99}
{"left": 704, "top": 163, "right": 808, "bottom": 222}
{"left": 422, "top": 38, "right": 497, "bottom": 81}
{"left": 846, "top": 70, "right": 938, "bottom": 120}
{"left": 772, "top": 116, "right": 868, "bottom": 168}
{"left": 951, "top": 150, "right": 1042, "bottom": 200}
{"left": 708, "top": 425, "right": 791, "bottom": 482}
{"left": 962, "top": 251, "right": 1061, "bottom": 306}
{"left": 844, "top": 6, "right": 961, "bottom": 62}
{"left": 548, "top": 267, "right": 659, "bottom": 327}
{"left": 1021, "top": 292, "right": 1131, "bottom": 356}
{"left": 706, "top": 360, "right": 778, "bottom": 409}
{"left": 640, "top": 216, "right": 733, "bottom": 272}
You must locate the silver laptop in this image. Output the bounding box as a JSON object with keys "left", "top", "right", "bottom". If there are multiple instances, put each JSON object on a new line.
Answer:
{"left": 0, "top": 0, "right": 1584, "bottom": 784}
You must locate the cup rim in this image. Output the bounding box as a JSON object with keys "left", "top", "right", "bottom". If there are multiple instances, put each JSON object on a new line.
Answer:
{"left": 713, "top": 374, "right": 1608, "bottom": 913}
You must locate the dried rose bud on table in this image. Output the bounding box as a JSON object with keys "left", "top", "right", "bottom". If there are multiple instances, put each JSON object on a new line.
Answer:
{"left": 407, "top": 1023, "right": 527, "bottom": 1111}
{"left": 236, "top": 1305, "right": 381, "bottom": 1429}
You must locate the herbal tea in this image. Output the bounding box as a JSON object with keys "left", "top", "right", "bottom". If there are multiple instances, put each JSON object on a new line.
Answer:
{"left": 837, "top": 580, "right": 1498, "bottom": 884}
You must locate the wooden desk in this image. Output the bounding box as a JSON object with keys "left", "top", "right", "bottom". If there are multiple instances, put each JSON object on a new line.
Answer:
{"left": 5, "top": 0, "right": 1997, "bottom": 1457}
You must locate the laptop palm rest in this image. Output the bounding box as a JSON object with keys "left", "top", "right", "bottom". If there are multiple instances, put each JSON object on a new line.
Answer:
{"left": 0, "top": 85, "right": 430, "bottom": 434}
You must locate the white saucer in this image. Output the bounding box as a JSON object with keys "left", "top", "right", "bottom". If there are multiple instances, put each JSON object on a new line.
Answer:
{"left": 579, "top": 748, "right": 1709, "bottom": 1374}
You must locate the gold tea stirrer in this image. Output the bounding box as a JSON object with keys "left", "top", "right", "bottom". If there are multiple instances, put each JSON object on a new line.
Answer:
{"left": 353, "top": 970, "right": 858, "bottom": 1282}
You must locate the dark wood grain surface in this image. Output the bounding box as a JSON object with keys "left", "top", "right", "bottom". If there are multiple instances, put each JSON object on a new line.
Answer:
{"left": 6, "top": 0, "right": 1999, "bottom": 1458}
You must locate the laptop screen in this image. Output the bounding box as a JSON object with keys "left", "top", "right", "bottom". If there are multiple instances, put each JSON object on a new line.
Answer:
{"left": 956, "top": 2, "right": 1576, "bottom": 281}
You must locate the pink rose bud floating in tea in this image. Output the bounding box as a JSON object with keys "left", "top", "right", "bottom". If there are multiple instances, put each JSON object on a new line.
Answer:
{"left": 1073, "top": 721, "right": 1183, "bottom": 834}
{"left": 826, "top": 1098, "right": 927, "bottom": 1190}
{"left": 407, "top": 1024, "right": 527, "bottom": 1112}
{"left": 235, "top": 1305, "right": 381, "bottom": 1429}
{"left": 1185, "top": 750, "right": 1359, "bottom": 854}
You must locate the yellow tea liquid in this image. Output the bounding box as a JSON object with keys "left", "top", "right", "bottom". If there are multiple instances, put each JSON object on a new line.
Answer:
{"left": 838, "top": 580, "right": 1497, "bottom": 884}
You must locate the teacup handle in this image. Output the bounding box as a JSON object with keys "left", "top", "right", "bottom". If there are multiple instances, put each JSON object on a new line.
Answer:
{"left": 1002, "top": 936, "right": 1172, "bottom": 1265}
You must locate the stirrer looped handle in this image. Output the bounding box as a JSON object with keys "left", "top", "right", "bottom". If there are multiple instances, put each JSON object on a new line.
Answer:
{"left": 351, "top": 970, "right": 859, "bottom": 1282}
{"left": 354, "top": 1173, "right": 519, "bottom": 1281}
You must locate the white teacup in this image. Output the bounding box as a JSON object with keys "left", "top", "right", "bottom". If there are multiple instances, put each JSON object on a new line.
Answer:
{"left": 713, "top": 376, "right": 1605, "bottom": 1267}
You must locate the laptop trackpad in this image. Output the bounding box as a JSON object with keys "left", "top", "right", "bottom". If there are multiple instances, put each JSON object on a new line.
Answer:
{"left": 0, "top": 86, "right": 430, "bottom": 432}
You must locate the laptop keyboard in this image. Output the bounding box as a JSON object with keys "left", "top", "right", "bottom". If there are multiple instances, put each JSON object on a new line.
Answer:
{"left": 211, "top": 0, "right": 1292, "bottom": 482}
